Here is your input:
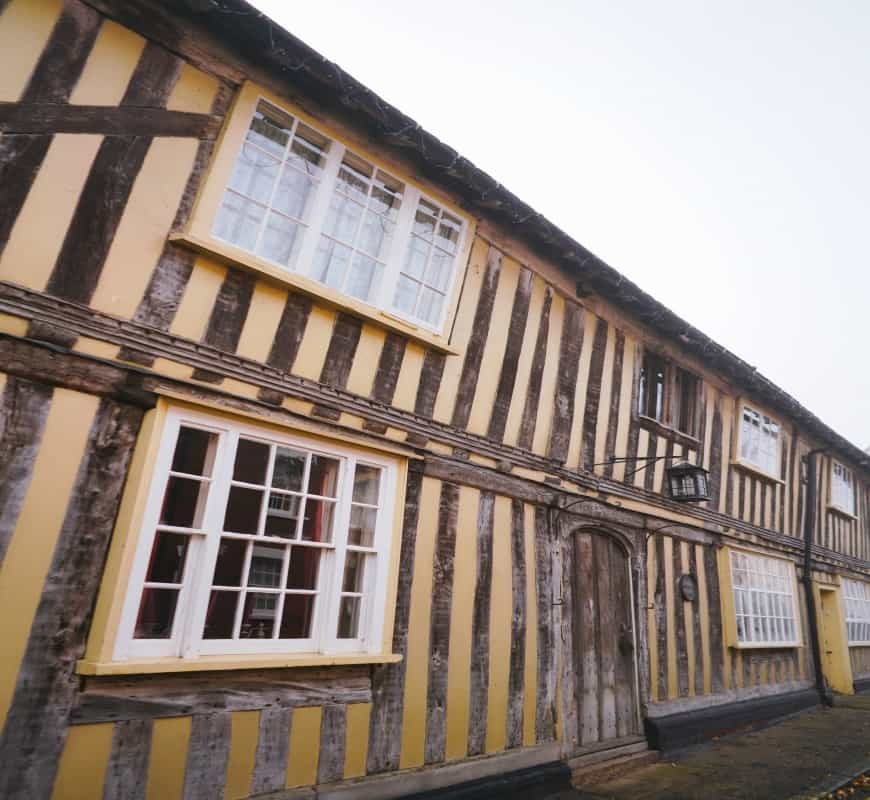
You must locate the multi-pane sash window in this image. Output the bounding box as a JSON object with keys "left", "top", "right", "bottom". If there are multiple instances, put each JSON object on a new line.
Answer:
{"left": 832, "top": 461, "right": 856, "bottom": 515}
{"left": 213, "top": 99, "right": 464, "bottom": 331}
{"left": 843, "top": 578, "right": 870, "bottom": 645}
{"left": 740, "top": 405, "right": 780, "bottom": 476}
{"left": 116, "top": 409, "right": 397, "bottom": 660}
{"left": 730, "top": 550, "right": 799, "bottom": 647}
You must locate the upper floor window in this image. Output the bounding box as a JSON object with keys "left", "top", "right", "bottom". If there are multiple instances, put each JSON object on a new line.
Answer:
{"left": 638, "top": 351, "right": 700, "bottom": 437}
{"left": 115, "top": 407, "right": 398, "bottom": 660}
{"left": 729, "top": 549, "right": 799, "bottom": 647}
{"left": 831, "top": 461, "right": 856, "bottom": 515}
{"left": 842, "top": 578, "right": 870, "bottom": 644}
{"left": 212, "top": 100, "right": 464, "bottom": 332}
{"left": 739, "top": 405, "right": 780, "bottom": 477}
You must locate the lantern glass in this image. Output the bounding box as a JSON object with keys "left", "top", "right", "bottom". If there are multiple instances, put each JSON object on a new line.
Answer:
{"left": 665, "top": 461, "right": 710, "bottom": 502}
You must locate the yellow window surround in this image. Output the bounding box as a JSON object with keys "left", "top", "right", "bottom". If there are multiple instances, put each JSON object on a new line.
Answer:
{"left": 177, "top": 80, "right": 475, "bottom": 355}
{"left": 82, "top": 396, "right": 410, "bottom": 673}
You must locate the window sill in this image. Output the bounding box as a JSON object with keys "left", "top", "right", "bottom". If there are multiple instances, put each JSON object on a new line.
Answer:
{"left": 730, "top": 459, "right": 785, "bottom": 485}
{"left": 170, "top": 232, "right": 460, "bottom": 356}
{"left": 827, "top": 504, "right": 859, "bottom": 521}
{"left": 638, "top": 415, "right": 700, "bottom": 450}
{"left": 848, "top": 642, "right": 870, "bottom": 648}
{"left": 728, "top": 641, "right": 802, "bottom": 651}
{"left": 76, "top": 651, "right": 402, "bottom": 676}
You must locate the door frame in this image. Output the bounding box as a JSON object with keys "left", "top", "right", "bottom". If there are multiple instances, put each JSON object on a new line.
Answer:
{"left": 557, "top": 520, "right": 646, "bottom": 756}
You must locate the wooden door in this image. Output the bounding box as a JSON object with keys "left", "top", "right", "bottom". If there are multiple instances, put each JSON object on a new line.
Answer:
{"left": 818, "top": 586, "right": 853, "bottom": 694}
{"left": 573, "top": 532, "right": 640, "bottom": 747}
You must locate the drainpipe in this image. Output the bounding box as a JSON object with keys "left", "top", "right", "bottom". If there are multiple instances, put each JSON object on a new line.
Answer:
{"left": 802, "top": 448, "right": 832, "bottom": 706}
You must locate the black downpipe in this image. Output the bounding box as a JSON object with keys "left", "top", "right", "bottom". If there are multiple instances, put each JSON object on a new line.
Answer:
{"left": 802, "top": 448, "right": 832, "bottom": 706}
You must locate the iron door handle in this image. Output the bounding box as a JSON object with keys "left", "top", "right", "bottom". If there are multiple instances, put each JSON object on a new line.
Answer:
{"left": 619, "top": 623, "right": 634, "bottom": 655}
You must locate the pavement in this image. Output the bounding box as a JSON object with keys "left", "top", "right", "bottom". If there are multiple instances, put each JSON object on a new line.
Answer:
{"left": 571, "top": 695, "right": 870, "bottom": 800}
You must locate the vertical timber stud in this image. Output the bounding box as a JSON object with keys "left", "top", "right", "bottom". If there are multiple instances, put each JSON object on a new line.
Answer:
{"left": 0, "top": 377, "right": 54, "bottom": 566}
{"left": 0, "top": 398, "right": 146, "bottom": 800}
{"left": 424, "top": 482, "right": 459, "bottom": 765}
{"left": 250, "top": 707, "right": 293, "bottom": 796}
{"left": 506, "top": 499, "right": 527, "bottom": 749}
{"left": 256, "top": 292, "right": 313, "bottom": 405}
{"left": 534, "top": 505, "right": 557, "bottom": 742}
{"left": 547, "top": 301, "right": 584, "bottom": 463}
{"left": 467, "top": 491, "right": 494, "bottom": 756}
{"left": 317, "top": 705, "right": 347, "bottom": 785}
{"left": 313, "top": 313, "right": 364, "bottom": 419}
{"left": 580, "top": 317, "right": 609, "bottom": 472}
{"left": 367, "top": 461, "right": 423, "bottom": 774}
{"left": 0, "top": 0, "right": 103, "bottom": 257}
{"left": 517, "top": 288, "right": 553, "bottom": 452}
{"left": 451, "top": 247, "right": 502, "bottom": 430}
{"left": 183, "top": 712, "right": 231, "bottom": 800}
{"left": 602, "top": 330, "right": 625, "bottom": 478}
{"left": 103, "top": 719, "right": 153, "bottom": 800}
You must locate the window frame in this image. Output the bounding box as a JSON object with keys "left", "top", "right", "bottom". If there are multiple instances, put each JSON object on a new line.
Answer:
{"left": 181, "top": 82, "right": 472, "bottom": 349}
{"left": 112, "top": 405, "right": 401, "bottom": 663}
{"left": 830, "top": 460, "right": 856, "bottom": 517}
{"left": 717, "top": 545, "right": 802, "bottom": 650}
{"left": 842, "top": 578, "right": 870, "bottom": 646}
{"left": 636, "top": 348, "right": 702, "bottom": 439}
{"left": 735, "top": 401, "right": 782, "bottom": 480}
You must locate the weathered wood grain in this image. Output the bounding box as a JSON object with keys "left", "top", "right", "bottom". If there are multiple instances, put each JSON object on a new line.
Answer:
{"left": 317, "top": 704, "right": 347, "bottom": 784}
{"left": 452, "top": 247, "right": 502, "bottom": 430}
{"left": 517, "top": 288, "right": 552, "bottom": 451}
{"left": 0, "top": 0, "right": 102, "bottom": 255}
{"left": 703, "top": 546, "right": 724, "bottom": 693}
{"left": 414, "top": 350, "right": 446, "bottom": 421}
{"left": 183, "top": 712, "right": 231, "bottom": 800}
{"left": 673, "top": 542, "right": 689, "bottom": 697}
{"left": 370, "top": 332, "right": 407, "bottom": 406}
{"left": 367, "top": 462, "right": 423, "bottom": 774}
{"left": 602, "top": 330, "right": 625, "bottom": 478}
{"left": 487, "top": 267, "right": 533, "bottom": 442}
{"left": 424, "top": 481, "right": 459, "bottom": 764}
{"left": 422, "top": 456, "right": 560, "bottom": 505}
{"left": 0, "top": 103, "right": 221, "bottom": 137}
{"left": 0, "top": 377, "right": 53, "bottom": 566}
{"left": 0, "top": 399, "right": 144, "bottom": 800}
{"left": 191, "top": 268, "right": 256, "bottom": 382}
{"left": 580, "top": 317, "right": 609, "bottom": 472}
{"left": 467, "top": 491, "right": 495, "bottom": 756}
{"left": 547, "top": 301, "right": 584, "bottom": 463}
{"left": 654, "top": 535, "right": 668, "bottom": 702}
{"left": 534, "top": 505, "right": 556, "bottom": 742}
{"left": 708, "top": 399, "right": 724, "bottom": 510}
{"left": 506, "top": 499, "right": 527, "bottom": 750}
{"left": 596, "top": 536, "right": 617, "bottom": 741}
{"left": 611, "top": 537, "right": 637, "bottom": 737}
{"left": 103, "top": 719, "right": 153, "bottom": 800}
{"left": 643, "top": 432, "right": 659, "bottom": 493}
{"left": 250, "top": 707, "right": 293, "bottom": 796}
{"left": 623, "top": 343, "right": 642, "bottom": 482}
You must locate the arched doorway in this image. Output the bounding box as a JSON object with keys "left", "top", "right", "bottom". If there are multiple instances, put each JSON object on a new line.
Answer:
{"left": 572, "top": 530, "right": 641, "bottom": 745}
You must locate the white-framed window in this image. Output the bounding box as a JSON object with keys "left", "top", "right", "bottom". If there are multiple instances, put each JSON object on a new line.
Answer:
{"left": 729, "top": 550, "right": 799, "bottom": 647}
{"left": 739, "top": 405, "right": 780, "bottom": 476}
{"left": 212, "top": 99, "right": 465, "bottom": 332}
{"left": 843, "top": 578, "right": 870, "bottom": 645}
{"left": 831, "top": 461, "right": 856, "bottom": 515}
{"left": 115, "top": 407, "right": 398, "bottom": 660}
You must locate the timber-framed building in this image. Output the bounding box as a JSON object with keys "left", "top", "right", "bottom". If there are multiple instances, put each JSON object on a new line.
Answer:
{"left": 1, "top": 1, "right": 869, "bottom": 798}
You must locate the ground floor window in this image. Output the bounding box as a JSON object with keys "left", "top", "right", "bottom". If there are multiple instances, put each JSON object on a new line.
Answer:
{"left": 842, "top": 578, "right": 870, "bottom": 645}
{"left": 115, "top": 406, "right": 399, "bottom": 660}
{"left": 729, "top": 549, "right": 799, "bottom": 647}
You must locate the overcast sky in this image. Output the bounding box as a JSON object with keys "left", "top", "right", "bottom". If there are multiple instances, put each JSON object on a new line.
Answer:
{"left": 250, "top": 0, "right": 869, "bottom": 450}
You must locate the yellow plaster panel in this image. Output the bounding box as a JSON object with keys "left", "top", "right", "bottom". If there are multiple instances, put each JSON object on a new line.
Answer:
{"left": 466, "top": 255, "right": 520, "bottom": 436}
{"left": 531, "top": 292, "right": 565, "bottom": 456}
{"left": 292, "top": 305, "right": 335, "bottom": 381}
{"left": 391, "top": 341, "right": 425, "bottom": 412}
{"left": 486, "top": 495, "right": 512, "bottom": 753}
{"left": 565, "top": 309, "right": 596, "bottom": 470}
{"left": 0, "top": 389, "right": 99, "bottom": 728}
{"left": 282, "top": 396, "right": 315, "bottom": 417}
{"left": 235, "top": 282, "right": 287, "bottom": 362}
{"left": 91, "top": 137, "right": 200, "bottom": 318}
{"left": 399, "top": 476, "right": 440, "bottom": 769}
{"left": 337, "top": 413, "right": 365, "bottom": 431}
{"left": 286, "top": 706, "right": 321, "bottom": 788}
{"left": 522, "top": 501, "right": 538, "bottom": 746}
{"left": 502, "top": 275, "right": 546, "bottom": 448}
{"left": 345, "top": 324, "right": 385, "bottom": 398}
{"left": 432, "top": 237, "right": 489, "bottom": 423}
{"left": 167, "top": 61, "right": 219, "bottom": 113}
{"left": 0, "top": 134, "right": 102, "bottom": 290}
{"left": 69, "top": 20, "right": 144, "bottom": 105}
{"left": 343, "top": 702, "right": 372, "bottom": 779}
{"left": 51, "top": 722, "right": 113, "bottom": 800}
{"left": 148, "top": 358, "right": 194, "bottom": 380}
{"left": 225, "top": 710, "right": 260, "bottom": 800}
{"left": 220, "top": 378, "right": 262, "bottom": 399}
{"left": 0, "top": 312, "right": 29, "bottom": 336}
{"left": 169, "top": 255, "right": 226, "bottom": 341}
{"left": 146, "top": 716, "right": 192, "bottom": 800}
{"left": 445, "top": 485, "right": 480, "bottom": 761}
{"left": 0, "top": 0, "right": 63, "bottom": 101}
{"left": 74, "top": 336, "right": 119, "bottom": 360}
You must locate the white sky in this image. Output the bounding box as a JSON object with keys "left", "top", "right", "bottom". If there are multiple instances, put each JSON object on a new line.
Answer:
{"left": 249, "top": 0, "right": 869, "bottom": 450}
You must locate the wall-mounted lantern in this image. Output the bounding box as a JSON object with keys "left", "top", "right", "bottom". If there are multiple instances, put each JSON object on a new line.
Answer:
{"left": 665, "top": 460, "right": 710, "bottom": 503}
